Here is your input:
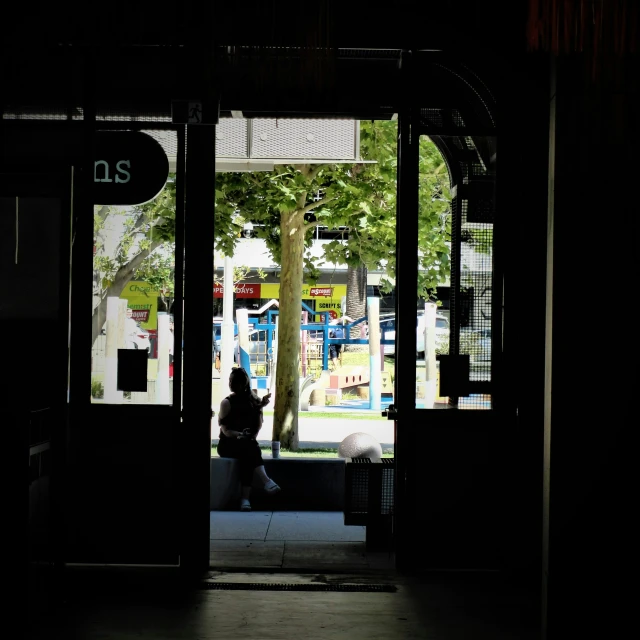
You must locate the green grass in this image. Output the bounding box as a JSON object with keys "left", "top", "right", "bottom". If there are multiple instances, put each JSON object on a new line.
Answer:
{"left": 262, "top": 410, "right": 386, "bottom": 420}
{"left": 211, "top": 447, "right": 394, "bottom": 459}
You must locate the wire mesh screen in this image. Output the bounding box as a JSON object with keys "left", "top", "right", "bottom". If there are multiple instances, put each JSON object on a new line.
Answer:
{"left": 143, "top": 130, "right": 178, "bottom": 158}
{"left": 344, "top": 458, "right": 395, "bottom": 525}
{"left": 380, "top": 460, "right": 395, "bottom": 515}
{"left": 431, "top": 134, "right": 496, "bottom": 410}
{"left": 458, "top": 137, "right": 495, "bottom": 408}
{"left": 345, "top": 458, "right": 370, "bottom": 519}
{"left": 96, "top": 108, "right": 173, "bottom": 122}
{"left": 2, "top": 106, "right": 69, "bottom": 120}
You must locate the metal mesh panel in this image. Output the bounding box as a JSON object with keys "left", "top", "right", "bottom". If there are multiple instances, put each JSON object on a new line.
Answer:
{"left": 216, "top": 119, "right": 248, "bottom": 157}
{"left": 251, "top": 119, "right": 355, "bottom": 160}
{"left": 459, "top": 183, "right": 493, "bottom": 406}
{"left": 143, "top": 129, "right": 178, "bottom": 158}
{"left": 95, "top": 108, "right": 172, "bottom": 122}
{"left": 421, "top": 108, "right": 444, "bottom": 129}
{"left": 344, "top": 458, "right": 395, "bottom": 524}
{"left": 346, "top": 459, "right": 370, "bottom": 515}
{"left": 380, "top": 460, "right": 395, "bottom": 515}
{"left": 2, "top": 107, "right": 69, "bottom": 120}
{"left": 452, "top": 109, "right": 466, "bottom": 127}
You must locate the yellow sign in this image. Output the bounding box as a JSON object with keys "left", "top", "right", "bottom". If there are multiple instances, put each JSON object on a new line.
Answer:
{"left": 261, "top": 283, "right": 347, "bottom": 321}
{"left": 120, "top": 281, "right": 159, "bottom": 330}
{"left": 381, "top": 371, "right": 393, "bottom": 395}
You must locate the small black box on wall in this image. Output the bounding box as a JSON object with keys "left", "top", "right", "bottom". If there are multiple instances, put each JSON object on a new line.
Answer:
{"left": 438, "top": 355, "right": 470, "bottom": 397}
{"left": 117, "top": 349, "right": 148, "bottom": 392}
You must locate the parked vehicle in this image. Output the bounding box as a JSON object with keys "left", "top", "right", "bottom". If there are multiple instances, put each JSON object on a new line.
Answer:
{"left": 378, "top": 311, "right": 450, "bottom": 357}
{"left": 131, "top": 327, "right": 151, "bottom": 352}
{"left": 416, "top": 312, "right": 450, "bottom": 357}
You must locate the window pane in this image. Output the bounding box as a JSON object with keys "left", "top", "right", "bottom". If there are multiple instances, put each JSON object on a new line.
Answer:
{"left": 91, "top": 181, "right": 176, "bottom": 404}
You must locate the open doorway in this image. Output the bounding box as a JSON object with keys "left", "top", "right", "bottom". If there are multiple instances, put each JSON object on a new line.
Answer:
{"left": 205, "top": 116, "right": 466, "bottom": 572}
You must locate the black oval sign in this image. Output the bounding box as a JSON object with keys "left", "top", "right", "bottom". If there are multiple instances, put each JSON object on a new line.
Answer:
{"left": 93, "top": 131, "right": 169, "bottom": 205}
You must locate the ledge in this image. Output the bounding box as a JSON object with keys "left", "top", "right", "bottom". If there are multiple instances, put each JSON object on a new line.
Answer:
{"left": 210, "top": 456, "right": 345, "bottom": 511}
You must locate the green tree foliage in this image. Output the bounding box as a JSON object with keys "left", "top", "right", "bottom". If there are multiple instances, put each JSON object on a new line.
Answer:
{"left": 320, "top": 121, "right": 451, "bottom": 300}
{"left": 92, "top": 178, "right": 177, "bottom": 344}
{"left": 213, "top": 123, "right": 452, "bottom": 448}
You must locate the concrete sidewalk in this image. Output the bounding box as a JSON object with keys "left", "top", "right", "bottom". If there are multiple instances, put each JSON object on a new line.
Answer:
{"left": 209, "top": 510, "right": 395, "bottom": 573}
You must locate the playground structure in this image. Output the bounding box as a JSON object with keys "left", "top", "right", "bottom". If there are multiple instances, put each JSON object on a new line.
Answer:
{"left": 233, "top": 297, "right": 391, "bottom": 412}
{"left": 224, "top": 299, "right": 444, "bottom": 412}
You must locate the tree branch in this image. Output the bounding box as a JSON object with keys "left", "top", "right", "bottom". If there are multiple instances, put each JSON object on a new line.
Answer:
{"left": 304, "top": 220, "right": 322, "bottom": 232}
{"left": 307, "top": 164, "right": 327, "bottom": 182}
{"left": 296, "top": 190, "right": 308, "bottom": 210}
{"left": 301, "top": 195, "right": 335, "bottom": 215}
{"left": 112, "top": 239, "right": 163, "bottom": 287}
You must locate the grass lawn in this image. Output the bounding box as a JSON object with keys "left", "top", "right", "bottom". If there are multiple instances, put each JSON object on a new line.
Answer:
{"left": 262, "top": 409, "right": 386, "bottom": 420}
{"left": 211, "top": 447, "right": 393, "bottom": 459}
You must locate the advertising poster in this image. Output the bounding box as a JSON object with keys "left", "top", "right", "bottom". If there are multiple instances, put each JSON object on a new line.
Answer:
{"left": 120, "top": 280, "right": 159, "bottom": 330}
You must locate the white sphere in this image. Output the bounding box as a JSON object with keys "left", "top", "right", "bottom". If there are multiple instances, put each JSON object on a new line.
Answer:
{"left": 338, "top": 432, "right": 382, "bottom": 461}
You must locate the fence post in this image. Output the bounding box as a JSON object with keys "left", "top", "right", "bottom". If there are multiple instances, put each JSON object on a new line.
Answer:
{"left": 103, "top": 296, "right": 124, "bottom": 403}
{"left": 156, "top": 311, "right": 170, "bottom": 404}
{"left": 367, "top": 297, "right": 381, "bottom": 411}
{"left": 236, "top": 308, "right": 251, "bottom": 373}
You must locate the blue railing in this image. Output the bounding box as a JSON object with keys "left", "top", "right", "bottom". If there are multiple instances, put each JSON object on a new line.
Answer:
{"left": 246, "top": 303, "right": 393, "bottom": 371}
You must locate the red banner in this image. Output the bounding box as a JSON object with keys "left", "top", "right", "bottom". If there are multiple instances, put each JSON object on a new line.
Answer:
{"left": 131, "top": 309, "right": 150, "bottom": 323}
{"left": 213, "top": 283, "right": 262, "bottom": 298}
{"left": 310, "top": 287, "right": 333, "bottom": 297}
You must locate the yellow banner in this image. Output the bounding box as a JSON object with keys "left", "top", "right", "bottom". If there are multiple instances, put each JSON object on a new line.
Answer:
{"left": 120, "top": 281, "right": 160, "bottom": 330}
{"left": 260, "top": 283, "right": 346, "bottom": 321}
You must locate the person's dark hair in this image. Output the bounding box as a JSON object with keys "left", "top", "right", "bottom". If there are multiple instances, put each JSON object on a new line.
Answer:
{"left": 229, "top": 367, "right": 262, "bottom": 407}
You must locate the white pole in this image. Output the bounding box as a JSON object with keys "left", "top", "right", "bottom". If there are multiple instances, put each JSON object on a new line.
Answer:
{"left": 117, "top": 299, "right": 127, "bottom": 350}
{"left": 157, "top": 311, "right": 170, "bottom": 403}
{"left": 270, "top": 314, "right": 278, "bottom": 399}
{"left": 424, "top": 302, "right": 438, "bottom": 409}
{"left": 367, "top": 296, "right": 381, "bottom": 411}
{"left": 220, "top": 255, "right": 235, "bottom": 380}
{"left": 104, "top": 296, "right": 123, "bottom": 403}
{"left": 236, "top": 308, "right": 251, "bottom": 372}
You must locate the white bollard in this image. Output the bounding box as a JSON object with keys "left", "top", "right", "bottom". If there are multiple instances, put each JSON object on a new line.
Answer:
{"left": 220, "top": 255, "right": 235, "bottom": 380}
{"left": 156, "top": 311, "right": 170, "bottom": 404}
{"left": 367, "top": 297, "right": 381, "bottom": 411}
{"left": 423, "top": 302, "right": 438, "bottom": 409}
{"left": 104, "top": 296, "right": 124, "bottom": 403}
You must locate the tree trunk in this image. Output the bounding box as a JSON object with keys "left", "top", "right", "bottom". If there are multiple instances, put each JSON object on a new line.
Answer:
{"left": 272, "top": 208, "right": 304, "bottom": 451}
{"left": 345, "top": 263, "right": 368, "bottom": 351}
{"left": 91, "top": 240, "right": 161, "bottom": 346}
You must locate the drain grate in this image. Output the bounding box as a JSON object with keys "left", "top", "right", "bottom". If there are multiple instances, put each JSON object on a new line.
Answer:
{"left": 200, "top": 582, "right": 396, "bottom": 593}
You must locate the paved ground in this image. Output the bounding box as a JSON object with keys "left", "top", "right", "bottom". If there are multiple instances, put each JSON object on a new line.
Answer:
{"left": 258, "top": 412, "right": 395, "bottom": 449}
{"left": 208, "top": 510, "right": 388, "bottom": 572}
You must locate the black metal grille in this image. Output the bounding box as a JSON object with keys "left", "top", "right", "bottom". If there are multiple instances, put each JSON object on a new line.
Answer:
{"left": 344, "top": 458, "right": 395, "bottom": 526}
{"left": 200, "top": 582, "right": 397, "bottom": 593}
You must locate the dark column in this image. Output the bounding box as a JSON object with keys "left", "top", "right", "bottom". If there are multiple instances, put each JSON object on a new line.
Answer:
{"left": 544, "top": 53, "right": 639, "bottom": 637}
{"left": 179, "top": 124, "right": 216, "bottom": 577}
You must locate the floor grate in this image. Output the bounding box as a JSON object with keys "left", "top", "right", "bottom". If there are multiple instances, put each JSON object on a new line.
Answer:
{"left": 200, "top": 582, "right": 397, "bottom": 593}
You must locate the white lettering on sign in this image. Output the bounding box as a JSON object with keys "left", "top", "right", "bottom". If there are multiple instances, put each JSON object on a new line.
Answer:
{"left": 94, "top": 160, "right": 131, "bottom": 184}
{"left": 310, "top": 287, "right": 333, "bottom": 297}
{"left": 115, "top": 160, "right": 131, "bottom": 183}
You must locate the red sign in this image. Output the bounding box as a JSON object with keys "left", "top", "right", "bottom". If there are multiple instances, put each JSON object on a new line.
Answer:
{"left": 213, "top": 283, "right": 261, "bottom": 298}
{"left": 310, "top": 287, "right": 333, "bottom": 297}
{"left": 131, "top": 309, "right": 150, "bottom": 323}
